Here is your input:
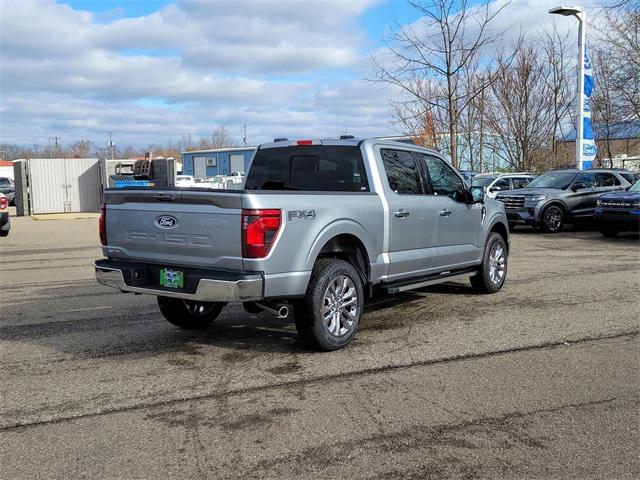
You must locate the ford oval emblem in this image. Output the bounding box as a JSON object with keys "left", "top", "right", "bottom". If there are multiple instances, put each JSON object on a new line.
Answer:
{"left": 156, "top": 215, "right": 178, "bottom": 229}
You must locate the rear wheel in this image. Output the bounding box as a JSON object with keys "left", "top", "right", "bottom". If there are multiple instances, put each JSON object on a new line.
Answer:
{"left": 600, "top": 228, "right": 620, "bottom": 238}
{"left": 157, "top": 296, "right": 225, "bottom": 329}
{"left": 294, "top": 258, "right": 363, "bottom": 351}
{"left": 0, "top": 230, "right": 8, "bottom": 237}
{"left": 471, "top": 232, "right": 508, "bottom": 294}
{"left": 541, "top": 205, "right": 564, "bottom": 233}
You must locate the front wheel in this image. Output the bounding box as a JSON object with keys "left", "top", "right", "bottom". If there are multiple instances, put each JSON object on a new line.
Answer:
{"left": 470, "top": 232, "right": 508, "bottom": 294}
{"left": 294, "top": 259, "right": 363, "bottom": 351}
{"left": 541, "top": 205, "right": 564, "bottom": 233}
{"left": 157, "top": 296, "right": 225, "bottom": 329}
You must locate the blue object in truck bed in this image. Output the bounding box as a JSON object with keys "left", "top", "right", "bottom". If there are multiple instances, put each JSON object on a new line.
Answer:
{"left": 114, "top": 180, "right": 155, "bottom": 188}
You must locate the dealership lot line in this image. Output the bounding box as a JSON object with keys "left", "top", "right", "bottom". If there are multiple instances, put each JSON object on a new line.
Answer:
{"left": 0, "top": 216, "right": 638, "bottom": 478}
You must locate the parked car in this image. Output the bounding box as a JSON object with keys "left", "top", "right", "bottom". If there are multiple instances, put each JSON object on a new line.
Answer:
{"left": 472, "top": 173, "right": 535, "bottom": 198}
{"left": 96, "top": 138, "right": 510, "bottom": 351}
{"left": 0, "top": 177, "right": 15, "bottom": 205}
{"left": 596, "top": 179, "right": 640, "bottom": 237}
{"left": 175, "top": 175, "right": 195, "bottom": 188}
{"left": 0, "top": 193, "right": 10, "bottom": 237}
{"left": 495, "top": 168, "right": 633, "bottom": 233}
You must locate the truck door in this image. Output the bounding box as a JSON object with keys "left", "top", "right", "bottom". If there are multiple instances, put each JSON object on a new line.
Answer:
{"left": 420, "top": 154, "right": 483, "bottom": 269}
{"left": 379, "top": 148, "right": 438, "bottom": 280}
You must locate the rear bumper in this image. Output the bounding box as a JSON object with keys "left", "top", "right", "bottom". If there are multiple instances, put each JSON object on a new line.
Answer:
{"left": 95, "top": 258, "right": 263, "bottom": 302}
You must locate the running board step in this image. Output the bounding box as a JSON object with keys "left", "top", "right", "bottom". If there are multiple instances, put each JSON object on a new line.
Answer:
{"left": 381, "top": 268, "right": 476, "bottom": 294}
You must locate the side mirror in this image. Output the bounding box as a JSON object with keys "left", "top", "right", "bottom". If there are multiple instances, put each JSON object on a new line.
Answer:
{"left": 470, "top": 185, "right": 485, "bottom": 203}
{"left": 571, "top": 182, "right": 587, "bottom": 191}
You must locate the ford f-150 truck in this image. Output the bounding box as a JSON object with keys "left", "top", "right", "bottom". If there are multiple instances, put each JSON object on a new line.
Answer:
{"left": 96, "top": 138, "right": 509, "bottom": 350}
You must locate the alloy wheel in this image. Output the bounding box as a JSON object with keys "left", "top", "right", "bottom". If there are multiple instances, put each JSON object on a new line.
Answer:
{"left": 321, "top": 275, "right": 358, "bottom": 337}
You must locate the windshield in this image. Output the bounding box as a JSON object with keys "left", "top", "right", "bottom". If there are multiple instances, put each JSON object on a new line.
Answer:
{"left": 526, "top": 172, "right": 577, "bottom": 189}
{"left": 472, "top": 176, "right": 498, "bottom": 187}
{"left": 629, "top": 180, "right": 640, "bottom": 192}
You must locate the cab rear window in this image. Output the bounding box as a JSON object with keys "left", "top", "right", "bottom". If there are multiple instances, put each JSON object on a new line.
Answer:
{"left": 244, "top": 146, "right": 369, "bottom": 192}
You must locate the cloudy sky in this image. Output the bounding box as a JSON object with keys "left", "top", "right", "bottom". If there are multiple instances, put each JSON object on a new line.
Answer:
{"left": 0, "top": 0, "right": 598, "bottom": 148}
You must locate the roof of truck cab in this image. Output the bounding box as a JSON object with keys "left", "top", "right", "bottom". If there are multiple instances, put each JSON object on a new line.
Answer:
{"left": 257, "top": 138, "right": 441, "bottom": 156}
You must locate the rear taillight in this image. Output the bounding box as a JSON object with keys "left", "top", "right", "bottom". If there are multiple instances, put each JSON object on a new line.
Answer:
{"left": 0, "top": 197, "right": 7, "bottom": 210}
{"left": 99, "top": 203, "right": 107, "bottom": 245}
{"left": 241, "top": 209, "right": 281, "bottom": 258}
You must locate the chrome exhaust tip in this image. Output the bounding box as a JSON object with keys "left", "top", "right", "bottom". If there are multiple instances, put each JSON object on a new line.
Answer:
{"left": 255, "top": 303, "right": 289, "bottom": 319}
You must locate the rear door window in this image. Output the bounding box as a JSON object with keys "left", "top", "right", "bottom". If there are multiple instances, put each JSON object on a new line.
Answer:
{"left": 245, "top": 145, "right": 369, "bottom": 191}
{"left": 595, "top": 173, "right": 620, "bottom": 187}
{"left": 381, "top": 149, "right": 424, "bottom": 194}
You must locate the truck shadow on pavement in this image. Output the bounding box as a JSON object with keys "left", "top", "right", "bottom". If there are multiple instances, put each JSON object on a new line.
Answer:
{"left": 1, "top": 281, "right": 480, "bottom": 358}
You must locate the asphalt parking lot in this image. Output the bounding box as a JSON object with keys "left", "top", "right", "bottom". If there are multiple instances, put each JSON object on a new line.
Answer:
{"left": 1, "top": 216, "right": 638, "bottom": 479}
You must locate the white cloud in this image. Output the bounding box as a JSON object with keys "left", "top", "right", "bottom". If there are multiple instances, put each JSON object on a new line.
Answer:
{"left": 0, "top": 0, "right": 605, "bottom": 148}
{"left": 0, "top": 0, "right": 392, "bottom": 147}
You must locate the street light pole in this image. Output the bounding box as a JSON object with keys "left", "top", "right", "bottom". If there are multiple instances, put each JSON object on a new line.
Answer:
{"left": 549, "top": 5, "right": 586, "bottom": 170}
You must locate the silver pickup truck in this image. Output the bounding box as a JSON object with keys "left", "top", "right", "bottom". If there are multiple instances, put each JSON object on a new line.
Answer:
{"left": 96, "top": 138, "right": 509, "bottom": 350}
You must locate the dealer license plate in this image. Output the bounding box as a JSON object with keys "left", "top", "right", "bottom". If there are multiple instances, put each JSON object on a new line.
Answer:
{"left": 160, "top": 268, "right": 184, "bottom": 289}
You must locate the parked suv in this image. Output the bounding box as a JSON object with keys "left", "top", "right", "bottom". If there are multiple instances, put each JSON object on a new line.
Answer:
{"left": 496, "top": 168, "right": 633, "bottom": 232}
{"left": 472, "top": 173, "right": 535, "bottom": 198}
{"left": 95, "top": 138, "right": 510, "bottom": 351}
{"left": 596, "top": 179, "right": 640, "bottom": 237}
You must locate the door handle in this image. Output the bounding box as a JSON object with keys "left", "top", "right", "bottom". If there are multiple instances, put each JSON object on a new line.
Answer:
{"left": 394, "top": 209, "right": 410, "bottom": 218}
{"left": 439, "top": 209, "right": 452, "bottom": 217}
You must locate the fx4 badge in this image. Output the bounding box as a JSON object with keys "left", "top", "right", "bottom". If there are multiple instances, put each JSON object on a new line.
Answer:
{"left": 288, "top": 209, "right": 316, "bottom": 221}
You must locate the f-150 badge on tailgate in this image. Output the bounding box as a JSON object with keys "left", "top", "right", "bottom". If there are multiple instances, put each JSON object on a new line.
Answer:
{"left": 156, "top": 215, "right": 178, "bottom": 229}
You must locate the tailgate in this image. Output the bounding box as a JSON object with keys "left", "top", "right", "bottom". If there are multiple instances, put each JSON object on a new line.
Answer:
{"left": 102, "top": 189, "right": 243, "bottom": 270}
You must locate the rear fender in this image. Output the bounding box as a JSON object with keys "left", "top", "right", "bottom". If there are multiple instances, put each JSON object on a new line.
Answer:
{"left": 306, "top": 220, "right": 376, "bottom": 274}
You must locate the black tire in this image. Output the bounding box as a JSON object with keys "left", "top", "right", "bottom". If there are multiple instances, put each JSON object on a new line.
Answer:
{"left": 470, "top": 232, "right": 508, "bottom": 294}
{"left": 541, "top": 205, "right": 564, "bottom": 233}
{"left": 0, "top": 229, "right": 8, "bottom": 237}
{"left": 157, "top": 296, "right": 225, "bottom": 329}
{"left": 294, "top": 258, "right": 363, "bottom": 351}
{"left": 600, "top": 228, "right": 620, "bottom": 238}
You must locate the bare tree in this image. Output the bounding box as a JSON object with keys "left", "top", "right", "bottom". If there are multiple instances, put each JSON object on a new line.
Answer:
{"left": 372, "top": 0, "right": 509, "bottom": 168}
{"left": 68, "top": 140, "right": 93, "bottom": 158}
{"left": 485, "top": 37, "right": 554, "bottom": 172}
{"left": 592, "top": 46, "right": 623, "bottom": 166}
{"left": 538, "top": 24, "right": 574, "bottom": 167}
{"left": 595, "top": 5, "right": 640, "bottom": 120}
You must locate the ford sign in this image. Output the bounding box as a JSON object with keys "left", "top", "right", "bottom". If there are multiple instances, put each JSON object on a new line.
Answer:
{"left": 156, "top": 215, "right": 178, "bottom": 229}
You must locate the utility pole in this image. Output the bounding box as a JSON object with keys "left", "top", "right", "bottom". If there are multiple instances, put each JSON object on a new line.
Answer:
{"left": 48, "top": 136, "right": 60, "bottom": 157}
{"left": 243, "top": 125, "right": 247, "bottom": 146}
{"left": 108, "top": 132, "right": 115, "bottom": 160}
